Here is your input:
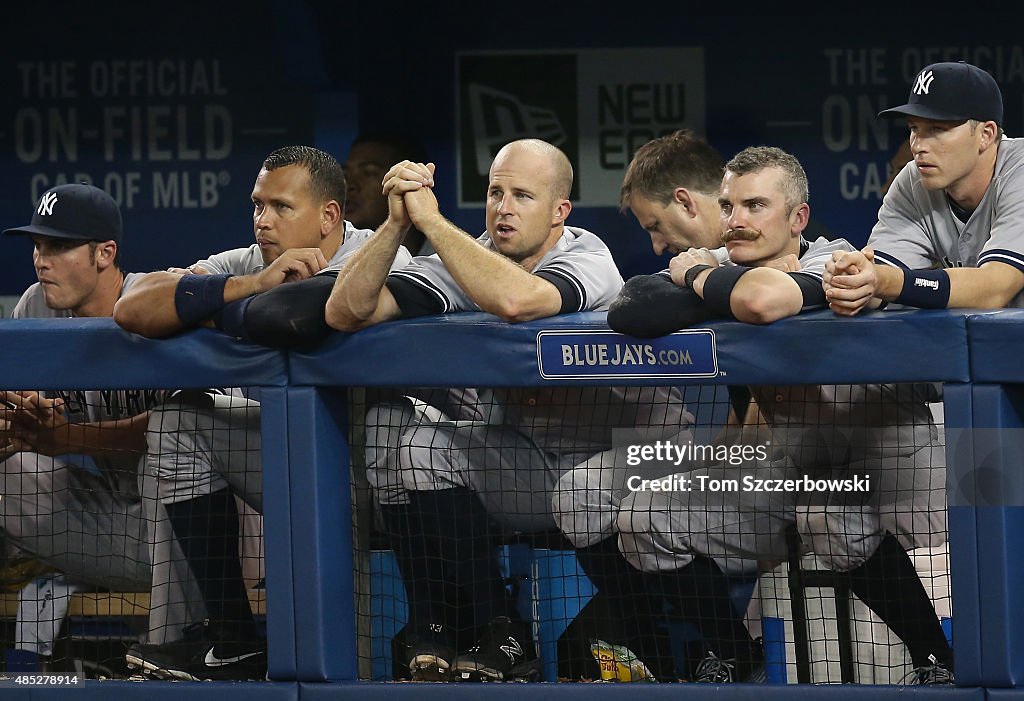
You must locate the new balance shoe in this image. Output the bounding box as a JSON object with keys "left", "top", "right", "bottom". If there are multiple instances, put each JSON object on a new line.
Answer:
{"left": 451, "top": 616, "right": 540, "bottom": 682}
{"left": 588, "top": 639, "right": 657, "bottom": 682}
{"left": 692, "top": 640, "right": 766, "bottom": 684}
{"left": 901, "top": 655, "right": 955, "bottom": 686}
{"left": 126, "top": 619, "right": 267, "bottom": 681}
{"left": 402, "top": 623, "right": 457, "bottom": 681}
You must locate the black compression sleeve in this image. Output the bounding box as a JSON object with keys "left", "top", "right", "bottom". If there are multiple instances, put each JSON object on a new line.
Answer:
{"left": 790, "top": 272, "right": 828, "bottom": 309}
{"left": 607, "top": 274, "right": 719, "bottom": 338}
{"left": 242, "top": 273, "right": 338, "bottom": 350}
{"left": 700, "top": 266, "right": 752, "bottom": 318}
{"left": 214, "top": 297, "right": 253, "bottom": 341}
{"left": 385, "top": 275, "right": 445, "bottom": 318}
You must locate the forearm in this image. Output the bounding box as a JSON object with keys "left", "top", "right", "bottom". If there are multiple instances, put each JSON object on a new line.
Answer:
{"left": 947, "top": 264, "right": 1024, "bottom": 308}
{"left": 723, "top": 268, "right": 805, "bottom": 324}
{"left": 45, "top": 414, "right": 149, "bottom": 456}
{"left": 420, "top": 214, "right": 560, "bottom": 322}
{"left": 325, "top": 218, "right": 406, "bottom": 330}
{"left": 871, "top": 262, "right": 1022, "bottom": 308}
{"left": 113, "top": 272, "right": 189, "bottom": 337}
{"left": 114, "top": 268, "right": 263, "bottom": 338}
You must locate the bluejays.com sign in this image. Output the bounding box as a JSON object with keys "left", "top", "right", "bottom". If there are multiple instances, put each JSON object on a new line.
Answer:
{"left": 536, "top": 330, "right": 718, "bottom": 380}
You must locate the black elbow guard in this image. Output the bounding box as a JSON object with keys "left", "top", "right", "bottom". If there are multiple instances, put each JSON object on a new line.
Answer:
{"left": 244, "top": 274, "right": 338, "bottom": 350}
{"left": 607, "top": 275, "right": 717, "bottom": 338}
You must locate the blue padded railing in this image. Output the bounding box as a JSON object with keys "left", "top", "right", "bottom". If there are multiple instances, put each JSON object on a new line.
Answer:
{"left": 0, "top": 309, "right": 1012, "bottom": 700}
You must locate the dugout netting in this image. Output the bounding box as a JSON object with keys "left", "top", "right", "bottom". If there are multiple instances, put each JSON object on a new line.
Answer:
{"left": 0, "top": 387, "right": 265, "bottom": 679}
{"left": 0, "top": 375, "right": 952, "bottom": 683}
{"left": 349, "top": 381, "right": 951, "bottom": 684}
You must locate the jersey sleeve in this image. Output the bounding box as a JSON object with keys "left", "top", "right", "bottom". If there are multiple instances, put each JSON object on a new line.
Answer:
{"left": 793, "top": 237, "right": 854, "bottom": 280}
{"left": 780, "top": 238, "right": 854, "bottom": 312}
{"left": 10, "top": 286, "right": 37, "bottom": 319}
{"left": 534, "top": 247, "right": 624, "bottom": 313}
{"left": 978, "top": 162, "right": 1024, "bottom": 273}
{"left": 867, "top": 167, "right": 943, "bottom": 270}
{"left": 191, "top": 247, "right": 259, "bottom": 276}
{"left": 385, "top": 254, "right": 465, "bottom": 317}
{"left": 385, "top": 274, "right": 446, "bottom": 317}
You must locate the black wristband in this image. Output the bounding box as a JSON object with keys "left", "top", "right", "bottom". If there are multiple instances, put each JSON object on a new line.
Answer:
{"left": 894, "top": 269, "right": 951, "bottom": 309}
{"left": 174, "top": 273, "right": 233, "bottom": 327}
{"left": 701, "top": 266, "right": 752, "bottom": 318}
{"left": 790, "top": 272, "right": 828, "bottom": 309}
{"left": 683, "top": 264, "right": 713, "bottom": 289}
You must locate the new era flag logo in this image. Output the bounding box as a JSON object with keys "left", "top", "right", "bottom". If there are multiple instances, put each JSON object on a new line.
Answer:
{"left": 913, "top": 70, "right": 935, "bottom": 96}
{"left": 37, "top": 191, "right": 57, "bottom": 216}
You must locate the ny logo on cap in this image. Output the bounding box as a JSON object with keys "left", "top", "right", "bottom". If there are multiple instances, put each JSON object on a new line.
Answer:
{"left": 913, "top": 70, "right": 935, "bottom": 96}
{"left": 37, "top": 191, "right": 58, "bottom": 217}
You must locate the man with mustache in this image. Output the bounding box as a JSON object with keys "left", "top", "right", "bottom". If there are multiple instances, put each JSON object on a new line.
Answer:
{"left": 824, "top": 61, "right": 1024, "bottom": 312}
{"left": 606, "top": 146, "right": 953, "bottom": 684}
{"left": 551, "top": 130, "right": 739, "bottom": 682}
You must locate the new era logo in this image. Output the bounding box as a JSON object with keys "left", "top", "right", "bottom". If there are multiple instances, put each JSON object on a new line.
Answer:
{"left": 913, "top": 70, "right": 935, "bottom": 96}
{"left": 466, "top": 84, "right": 567, "bottom": 177}
{"left": 37, "top": 191, "right": 57, "bottom": 216}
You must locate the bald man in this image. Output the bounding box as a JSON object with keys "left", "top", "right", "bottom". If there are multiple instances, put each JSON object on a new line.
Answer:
{"left": 327, "top": 140, "right": 690, "bottom": 682}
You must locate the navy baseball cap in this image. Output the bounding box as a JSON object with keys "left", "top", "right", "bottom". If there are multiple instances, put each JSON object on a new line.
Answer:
{"left": 879, "top": 61, "right": 1003, "bottom": 125}
{"left": 2, "top": 183, "right": 122, "bottom": 243}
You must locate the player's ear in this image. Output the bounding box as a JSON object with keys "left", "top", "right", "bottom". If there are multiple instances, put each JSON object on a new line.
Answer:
{"left": 94, "top": 240, "right": 117, "bottom": 270}
{"left": 980, "top": 120, "right": 999, "bottom": 150}
{"left": 673, "top": 187, "right": 697, "bottom": 216}
{"left": 552, "top": 198, "right": 572, "bottom": 225}
{"left": 790, "top": 202, "right": 810, "bottom": 235}
{"left": 322, "top": 199, "right": 343, "bottom": 237}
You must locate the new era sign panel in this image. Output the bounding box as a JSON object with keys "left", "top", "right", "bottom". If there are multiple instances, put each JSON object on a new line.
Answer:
{"left": 457, "top": 48, "right": 705, "bottom": 207}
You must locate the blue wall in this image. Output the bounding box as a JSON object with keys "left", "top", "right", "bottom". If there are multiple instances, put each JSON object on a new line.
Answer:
{"left": 3, "top": 4, "right": 1023, "bottom": 291}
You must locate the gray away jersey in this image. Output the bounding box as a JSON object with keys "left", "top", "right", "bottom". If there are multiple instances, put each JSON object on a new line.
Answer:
{"left": 386, "top": 225, "right": 624, "bottom": 315}
{"left": 11, "top": 272, "right": 170, "bottom": 487}
{"left": 192, "top": 221, "right": 412, "bottom": 276}
{"left": 385, "top": 226, "right": 689, "bottom": 454}
{"left": 748, "top": 237, "right": 935, "bottom": 457}
{"left": 869, "top": 136, "right": 1024, "bottom": 308}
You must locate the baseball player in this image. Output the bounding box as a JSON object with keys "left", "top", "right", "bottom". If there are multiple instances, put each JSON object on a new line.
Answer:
{"left": 825, "top": 61, "right": 1024, "bottom": 312}
{"left": 545, "top": 130, "right": 738, "bottom": 682}
{"left": 114, "top": 145, "right": 411, "bottom": 681}
{"left": 0, "top": 183, "right": 204, "bottom": 654}
{"left": 608, "top": 147, "right": 952, "bottom": 684}
{"left": 618, "top": 129, "right": 727, "bottom": 257}
{"left": 327, "top": 139, "right": 693, "bottom": 682}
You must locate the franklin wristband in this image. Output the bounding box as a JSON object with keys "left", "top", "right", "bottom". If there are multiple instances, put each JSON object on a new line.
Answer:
{"left": 701, "top": 266, "right": 752, "bottom": 318}
{"left": 174, "top": 273, "right": 234, "bottom": 327}
{"left": 894, "top": 269, "right": 950, "bottom": 309}
{"left": 683, "top": 264, "right": 714, "bottom": 290}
